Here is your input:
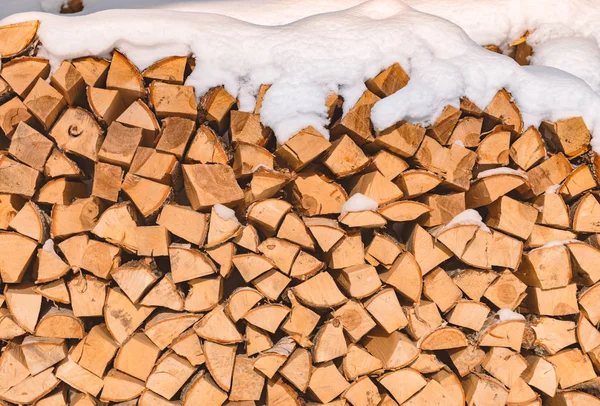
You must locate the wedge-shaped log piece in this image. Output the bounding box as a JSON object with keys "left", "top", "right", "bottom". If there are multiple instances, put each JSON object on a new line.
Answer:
{"left": 146, "top": 351, "right": 196, "bottom": 400}
{"left": 99, "top": 369, "right": 145, "bottom": 403}
{"left": 130, "top": 147, "right": 179, "bottom": 184}
{"left": 443, "top": 142, "right": 477, "bottom": 191}
{"left": 579, "top": 282, "right": 600, "bottom": 324}
{"left": 0, "top": 154, "right": 40, "bottom": 198}
{"left": 466, "top": 172, "right": 526, "bottom": 208}
{"left": 70, "top": 324, "right": 118, "bottom": 377}
{"left": 1, "top": 57, "right": 49, "bottom": 98}
{"left": 135, "top": 225, "right": 170, "bottom": 256}
{"left": 183, "top": 163, "right": 244, "bottom": 210}
{"left": 244, "top": 303, "right": 290, "bottom": 334}
{"left": 36, "top": 308, "right": 84, "bottom": 339}
{"left": 251, "top": 268, "right": 290, "bottom": 302}
{"left": 114, "top": 332, "right": 160, "bottom": 381}
{"left": 0, "top": 98, "right": 36, "bottom": 140}
{"left": 350, "top": 170, "right": 403, "bottom": 205}
{"left": 423, "top": 267, "right": 463, "bottom": 312}
{"left": 331, "top": 90, "right": 379, "bottom": 145}
{"left": 527, "top": 283, "right": 578, "bottom": 316}
{"left": 104, "top": 287, "right": 155, "bottom": 345}
{"left": 364, "top": 288, "right": 408, "bottom": 333}
{"left": 5, "top": 283, "right": 42, "bottom": 333}
{"left": 170, "top": 329, "right": 205, "bottom": 366}
{"left": 185, "top": 275, "right": 222, "bottom": 312}
{"left": 281, "top": 291, "right": 320, "bottom": 347}
{"left": 81, "top": 239, "right": 121, "bottom": 279}
{"left": 91, "top": 162, "right": 122, "bottom": 202}
{"left": 185, "top": 123, "right": 228, "bottom": 164}
{"left": 365, "top": 233, "right": 401, "bottom": 267}
{"left": 182, "top": 371, "right": 228, "bottom": 406}
{"left": 568, "top": 241, "right": 600, "bottom": 285}
{"left": 375, "top": 121, "right": 425, "bottom": 157}
{"left": 531, "top": 316, "right": 576, "bottom": 355}
{"left": 510, "top": 126, "right": 546, "bottom": 170}
{"left": 169, "top": 245, "right": 216, "bottom": 283}
{"left": 414, "top": 135, "right": 451, "bottom": 174}
{"left": 483, "top": 269, "right": 526, "bottom": 309}
{"left": 0, "top": 307, "right": 25, "bottom": 339}
{"left": 527, "top": 153, "right": 573, "bottom": 196}
{"left": 378, "top": 369, "right": 426, "bottom": 404}
{"left": 207, "top": 241, "right": 235, "bottom": 278}
{"left": 141, "top": 273, "right": 184, "bottom": 311}
{"left": 522, "top": 355, "right": 558, "bottom": 397}
{"left": 291, "top": 170, "right": 347, "bottom": 216}
{"left": 225, "top": 287, "right": 263, "bottom": 322}
{"left": 481, "top": 347, "right": 527, "bottom": 387}
{"left": 207, "top": 205, "right": 242, "bottom": 247}
{"left": 9, "top": 201, "right": 48, "bottom": 243}
{"left": 577, "top": 313, "right": 600, "bottom": 353}
{"left": 51, "top": 197, "right": 104, "bottom": 239}
{"left": 51, "top": 61, "right": 86, "bottom": 105}
{"left": 258, "top": 237, "right": 299, "bottom": 275}
{"left": 106, "top": 50, "right": 145, "bottom": 105}
{"left": 548, "top": 348, "right": 597, "bottom": 389}
{"left": 560, "top": 164, "right": 596, "bottom": 201}
{"left": 33, "top": 279, "right": 70, "bottom": 304}
{"left": 461, "top": 373, "right": 509, "bottom": 406}
{"left": 363, "top": 328, "right": 420, "bottom": 370}
{"left": 333, "top": 300, "right": 375, "bottom": 343}
{"left": 478, "top": 319, "right": 525, "bottom": 351}
{"left": 419, "top": 191, "right": 465, "bottom": 227}
{"left": 0, "top": 342, "right": 31, "bottom": 395}
{"left": 68, "top": 274, "right": 107, "bottom": 317}
{"left": 24, "top": 78, "right": 66, "bottom": 130}
{"left": 486, "top": 195, "right": 538, "bottom": 240}
{"left": 476, "top": 127, "right": 510, "bottom": 166}
{"left": 157, "top": 204, "right": 208, "bottom": 246}
{"left": 379, "top": 251, "right": 423, "bottom": 303}
{"left": 335, "top": 264, "right": 381, "bottom": 299}
{"left": 307, "top": 360, "right": 349, "bottom": 403}
{"left": 365, "top": 62, "right": 409, "bottom": 97}
{"left": 325, "top": 232, "right": 364, "bottom": 269}
{"left": 408, "top": 224, "right": 452, "bottom": 275}
{"left": 143, "top": 55, "right": 188, "bottom": 84}
{"left": 254, "top": 337, "right": 295, "bottom": 379}
{"left": 483, "top": 89, "right": 523, "bottom": 133}
{"left": 428, "top": 104, "right": 461, "bottom": 145}
{"left": 304, "top": 216, "right": 345, "bottom": 252}
{"left": 526, "top": 224, "right": 575, "bottom": 248}
{"left": 339, "top": 210, "right": 386, "bottom": 229}
{"left": 229, "top": 355, "right": 265, "bottom": 401}
{"left": 35, "top": 178, "right": 87, "bottom": 205}
{"left": 572, "top": 192, "right": 600, "bottom": 232}
{"left": 199, "top": 86, "right": 236, "bottom": 134}
{"left": 369, "top": 149, "right": 409, "bottom": 180}
{"left": 98, "top": 122, "right": 144, "bottom": 169}
{"left": 230, "top": 110, "right": 271, "bottom": 146}
{"left": 112, "top": 260, "right": 160, "bottom": 303}
{"left": 405, "top": 300, "right": 443, "bottom": 340}
{"left": 322, "top": 135, "right": 369, "bottom": 177}
{"left": 233, "top": 142, "right": 273, "bottom": 178}
{"left": 72, "top": 56, "right": 110, "bottom": 87}
{"left": 420, "top": 327, "right": 467, "bottom": 350}
{"left": 0, "top": 20, "right": 39, "bottom": 58}
{"left": 246, "top": 323, "right": 272, "bottom": 355}
{"left": 289, "top": 251, "right": 323, "bottom": 280}
{"left": 194, "top": 303, "right": 243, "bottom": 343}
{"left": 150, "top": 81, "right": 197, "bottom": 120}
{"left": 342, "top": 376, "right": 381, "bottom": 406}
{"left": 341, "top": 344, "right": 382, "bottom": 381}
{"left": 293, "top": 271, "right": 348, "bottom": 309}
{"left": 0, "top": 194, "right": 25, "bottom": 230}
{"left": 250, "top": 166, "right": 296, "bottom": 202}
{"left": 0, "top": 367, "right": 59, "bottom": 405}
{"left": 541, "top": 117, "right": 591, "bottom": 158}
{"left": 435, "top": 224, "right": 492, "bottom": 269}
{"left": 117, "top": 99, "right": 160, "bottom": 142}
{"left": 21, "top": 336, "right": 67, "bottom": 376}
{"left": 87, "top": 87, "right": 126, "bottom": 126}
{"left": 204, "top": 341, "right": 236, "bottom": 392}
{"left": 247, "top": 198, "right": 291, "bottom": 236}
{"left": 9, "top": 122, "right": 53, "bottom": 171}
{"left": 55, "top": 357, "right": 104, "bottom": 397}
{"left": 50, "top": 107, "right": 104, "bottom": 161}
{"left": 121, "top": 173, "right": 171, "bottom": 219}
{"left": 233, "top": 224, "right": 260, "bottom": 252}
{"left": 516, "top": 244, "right": 572, "bottom": 289}
{"left": 447, "top": 301, "right": 489, "bottom": 331}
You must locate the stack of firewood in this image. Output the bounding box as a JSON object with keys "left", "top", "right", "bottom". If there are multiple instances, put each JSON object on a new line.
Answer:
{"left": 0, "top": 19, "right": 599, "bottom": 406}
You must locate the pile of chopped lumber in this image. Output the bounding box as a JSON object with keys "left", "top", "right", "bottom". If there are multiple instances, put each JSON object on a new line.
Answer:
{"left": 0, "top": 19, "right": 600, "bottom": 406}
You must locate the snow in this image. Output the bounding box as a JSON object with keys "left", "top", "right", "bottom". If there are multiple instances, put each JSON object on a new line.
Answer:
{"left": 497, "top": 308, "right": 525, "bottom": 322}
{"left": 453, "top": 140, "right": 464, "bottom": 147}
{"left": 252, "top": 163, "right": 273, "bottom": 173}
{"left": 545, "top": 184, "right": 561, "bottom": 194}
{"left": 477, "top": 167, "right": 529, "bottom": 180}
{"left": 433, "top": 209, "right": 490, "bottom": 236}
{"left": 42, "top": 239, "right": 61, "bottom": 258}
{"left": 530, "top": 239, "right": 581, "bottom": 252}
{"left": 214, "top": 203, "right": 239, "bottom": 224}
{"left": 4, "top": 0, "right": 600, "bottom": 148}
{"left": 340, "top": 193, "right": 378, "bottom": 217}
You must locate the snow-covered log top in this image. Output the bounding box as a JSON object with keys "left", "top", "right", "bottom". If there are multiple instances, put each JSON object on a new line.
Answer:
{"left": 3, "top": 0, "right": 600, "bottom": 149}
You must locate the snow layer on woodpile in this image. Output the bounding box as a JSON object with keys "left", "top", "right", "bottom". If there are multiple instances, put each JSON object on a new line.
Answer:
{"left": 477, "top": 167, "right": 529, "bottom": 180}
{"left": 497, "top": 308, "right": 525, "bottom": 322}
{"left": 433, "top": 209, "right": 491, "bottom": 236}
{"left": 214, "top": 203, "right": 239, "bottom": 224}
{"left": 4, "top": 0, "right": 600, "bottom": 149}
{"left": 405, "top": 0, "right": 600, "bottom": 93}
{"left": 530, "top": 239, "right": 582, "bottom": 252}
{"left": 340, "top": 193, "right": 378, "bottom": 217}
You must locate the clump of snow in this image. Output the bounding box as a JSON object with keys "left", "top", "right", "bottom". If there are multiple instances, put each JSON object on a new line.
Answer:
{"left": 545, "top": 184, "right": 561, "bottom": 194}
{"left": 497, "top": 308, "right": 525, "bottom": 322}
{"left": 340, "top": 193, "right": 378, "bottom": 217}
{"left": 42, "top": 239, "right": 61, "bottom": 258}
{"left": 252, "top": 163, "right": 273, "bottom": 173}
{"left": 4, "top": 0, "right": 600, "bottom": 148}
{"left": 214, "top": 203, "right": 239, "bottom": 224}
{"left": 477, "top": 167, "right": 529, "bottom": 180}
{"left": 452, "top": 140, "right": 464, "bottom": 147}
{"left": 433, "top": 209, "right": 490, "bottom": 236}
{"left": 530, "top": 239, "right": 581, "bottom": 252}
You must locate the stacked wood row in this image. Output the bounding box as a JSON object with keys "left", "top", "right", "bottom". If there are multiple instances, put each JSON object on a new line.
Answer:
{"left": 0, "top": 19, "right": 599, "bottom": 406}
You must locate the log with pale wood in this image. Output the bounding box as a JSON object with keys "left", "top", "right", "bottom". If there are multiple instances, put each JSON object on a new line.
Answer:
{"left": 0, "top": 19, "right": 599, "bottom": 406}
